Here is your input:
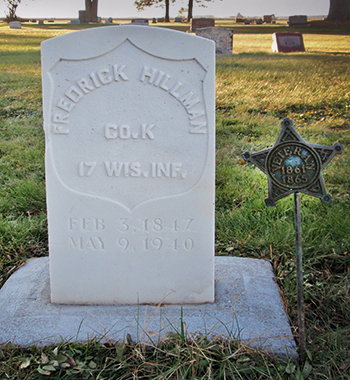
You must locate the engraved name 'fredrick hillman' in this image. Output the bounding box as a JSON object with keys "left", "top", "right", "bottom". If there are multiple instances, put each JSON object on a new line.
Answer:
{"left": 47, "top": 39, "right": 209, "bottom": 210}
{"left": 51, "top": 64, "right": 207, "bottom": 136}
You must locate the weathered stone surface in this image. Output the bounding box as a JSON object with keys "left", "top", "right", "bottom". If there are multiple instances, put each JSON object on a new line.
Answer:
{"left": 0, "top": 257, "right": 296, "bottom": 359}
{"left": 196, "top": 27, "right": 233, "bottom": 54}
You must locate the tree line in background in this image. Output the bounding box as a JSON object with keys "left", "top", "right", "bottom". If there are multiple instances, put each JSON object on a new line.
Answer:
{"left": 93, "top": 0, "right": 350, "bottom": 23}
{"left": 2, "top": 0, "right": 350, "bottom": 26}
{"left": 3, "top": 0, "right": 209, "bottom": 22}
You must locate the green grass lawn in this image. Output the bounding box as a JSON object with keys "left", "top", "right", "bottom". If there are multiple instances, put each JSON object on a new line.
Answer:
{"left": 0, "top": 21, "right": 349, "bottom": 379}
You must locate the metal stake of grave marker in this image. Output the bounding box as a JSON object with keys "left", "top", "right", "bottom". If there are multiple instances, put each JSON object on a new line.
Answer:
{"left": 294, "top": 192, "right": 306, "bottom": 363}
{"left": 242, "top": 117, "right": 344, "bottom": 363}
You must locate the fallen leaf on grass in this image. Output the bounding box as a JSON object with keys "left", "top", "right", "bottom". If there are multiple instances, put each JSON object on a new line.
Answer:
{"left": 19, "top": 358, "right": 31, "bottom": 369}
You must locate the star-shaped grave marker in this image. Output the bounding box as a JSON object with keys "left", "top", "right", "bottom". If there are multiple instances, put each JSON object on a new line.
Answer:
{"left": 242, "top": 117, "right": 344, "bottom": 362}
{"left": 242, "top": 118, "right": 344, "bottom": 206}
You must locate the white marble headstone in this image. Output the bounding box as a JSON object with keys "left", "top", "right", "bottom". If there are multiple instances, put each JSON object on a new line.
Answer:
{"left": 41, "top": 25, "right": 215, "bottom": 305}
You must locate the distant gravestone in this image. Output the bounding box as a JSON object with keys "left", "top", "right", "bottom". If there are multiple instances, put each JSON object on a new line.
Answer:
{"left": 272, "top": 32, "right": 305, "bottom": 53}
{"left": 196, "top": 27, "right": 233, "bottom": 55}
{"left": 174, "top": 17, "right": 183, "bottom": 22}
{"left": 157, "top": 17, "right": 165, "bottom": 22}
{"left": 38, "top": 20, "right": 44, "bottom": 25}
{"left": 70, "top": 19, "right": 80, "bottom": 25}
{"left": 79, "top": 10, "right": 88, "bottom": 24}
{"left": 256, "top": 19, "right": 263, "bottom": 25}
{"left": 131, "top": 19, "right": 149, "bottom": 25}
{"left": 263, "top": 15, "right": 273, "bottom": 23}
{"left": 190, "top": 18, "right": 215, "bottom": 32}
{"left": 289, "top": 15, "right": 308, "bottom": 27}
{"left": 244, "top": 19, "right": 251, "bottom": 25}
{"left": 9, "top": 21, "right": 21, "bottom": 29}
{"left": 41, "top": 25, "right": 216, "bottom": 305}
{"left": 152, "top": 18, "right": 157, "bottom": 23}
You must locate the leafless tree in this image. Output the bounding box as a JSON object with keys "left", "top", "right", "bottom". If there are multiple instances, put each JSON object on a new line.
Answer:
{"left": 134, "top": 0, "right": 174, "bottom": 22}
{"left": 187, "top": 0, "right": 211, "bottom": 22}
{"left": 4, "top": 0, "right": 21, "bottom": 21}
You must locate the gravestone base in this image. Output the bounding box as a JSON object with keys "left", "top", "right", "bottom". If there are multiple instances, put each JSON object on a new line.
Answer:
{"left": 0, "top": 256, "right": 296, "bottom": 359}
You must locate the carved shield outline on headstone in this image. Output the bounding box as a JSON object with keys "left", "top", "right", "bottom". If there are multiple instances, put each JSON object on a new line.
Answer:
{"left": 46, "top": 39, "right": 209, "bottom": 211}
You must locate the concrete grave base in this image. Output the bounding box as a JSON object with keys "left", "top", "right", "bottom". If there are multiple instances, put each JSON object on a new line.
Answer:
{"left": 0, "top": 256, "right": 297, "bottom": 359}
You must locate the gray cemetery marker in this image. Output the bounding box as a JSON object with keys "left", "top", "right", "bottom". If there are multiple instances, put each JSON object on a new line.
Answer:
{"left": 195, "top": 27, "right": 233, "bottom": 55}
{"left": 264, "top": 15, "right": 273, "bottom": 23}
{"left": 190, "top": 17, "right": 215, "bottom": 32}
{"left": 289, "top": 15, "right": 308, "bottom": 27}
{"left": 9, "top": 21, "right": 21, "bottom": 29}
{"left": 131, "top": 19, "right": 149, "bottom": 24}
{"left": 79, "top": 10, "right": 88, "bottom": 24}
{"left": 243, "top": 118, "right": 343, "bottom": 362}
